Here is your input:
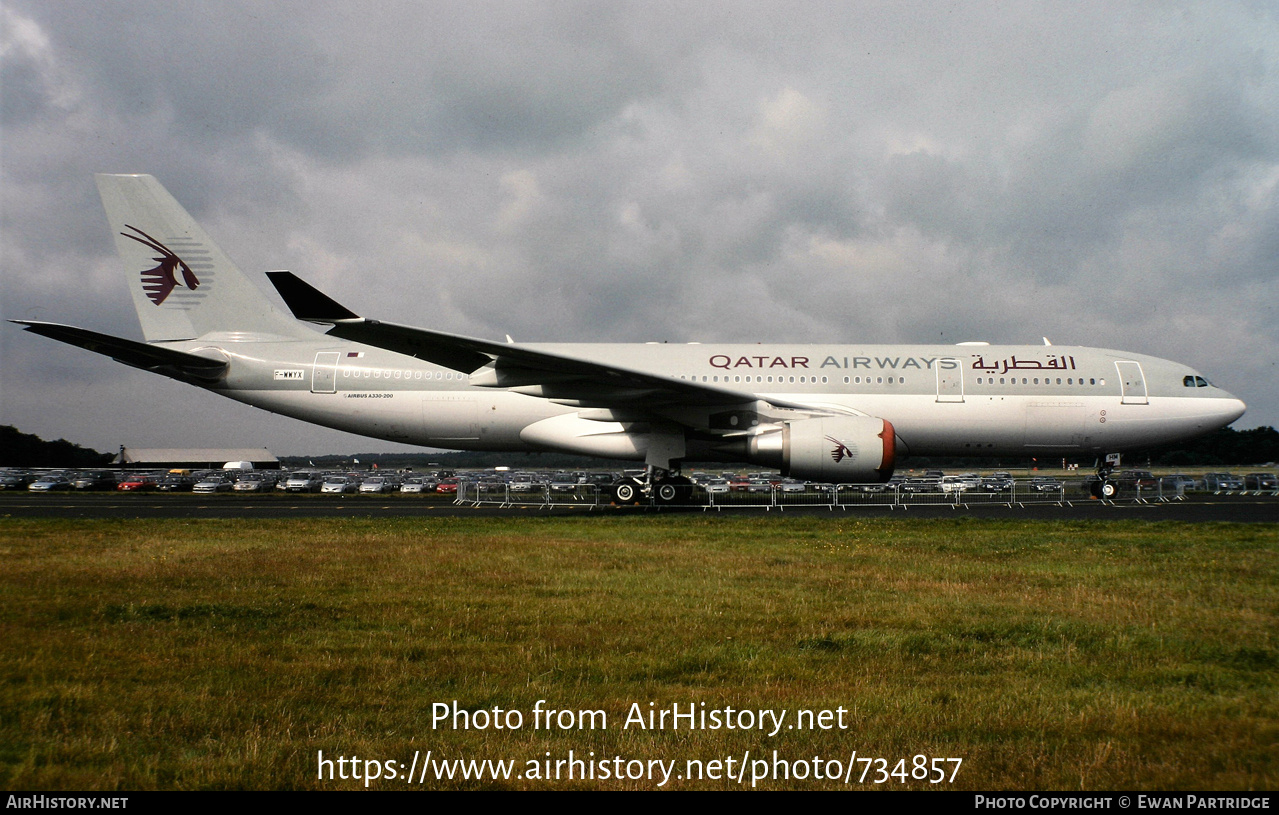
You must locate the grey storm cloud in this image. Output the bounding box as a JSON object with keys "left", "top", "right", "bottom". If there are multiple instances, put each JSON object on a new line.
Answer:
{"left": 2, "top": 0, "right": 1276, "bottom": 455}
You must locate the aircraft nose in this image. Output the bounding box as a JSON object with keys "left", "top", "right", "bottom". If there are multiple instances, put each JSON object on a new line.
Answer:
{"left": 1218, "top": 396, "right": 1247, "bottom": 426}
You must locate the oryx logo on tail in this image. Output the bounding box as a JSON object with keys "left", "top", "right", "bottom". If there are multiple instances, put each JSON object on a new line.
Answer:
{"left": 827, "top": 435, "right": 856, "bottom": 464}
{"left": 121, "top": 224, "right": 199, "bottom": 305}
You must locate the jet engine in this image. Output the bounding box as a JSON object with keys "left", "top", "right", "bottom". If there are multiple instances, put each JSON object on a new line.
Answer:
{"left": 742, "top": 416, "right": 896, "bottom": 483}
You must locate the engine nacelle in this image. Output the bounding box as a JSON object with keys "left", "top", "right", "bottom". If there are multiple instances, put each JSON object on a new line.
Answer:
{"left": 746, "top": 416, "right": 896, "bottom": 483}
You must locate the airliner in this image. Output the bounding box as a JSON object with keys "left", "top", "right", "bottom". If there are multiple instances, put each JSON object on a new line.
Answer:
{"left": 13, "top": 174, "right": 1246, "bottom": 502}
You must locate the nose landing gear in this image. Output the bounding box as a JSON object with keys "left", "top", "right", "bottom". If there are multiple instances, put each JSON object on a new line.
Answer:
{"left": 1090, "top": 453, "right": 1121, "bottom": 499}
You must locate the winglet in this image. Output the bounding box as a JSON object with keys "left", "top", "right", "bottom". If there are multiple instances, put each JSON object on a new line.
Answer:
{"left": 266, "top": 271, "right": 360, "bottom": 323}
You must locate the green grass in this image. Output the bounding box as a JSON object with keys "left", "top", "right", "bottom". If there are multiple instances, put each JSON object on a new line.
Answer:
{"left": 1, "top": 516, "right": 1275, "bottom": 789}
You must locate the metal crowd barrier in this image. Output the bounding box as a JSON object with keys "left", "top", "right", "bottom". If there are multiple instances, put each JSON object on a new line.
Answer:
{"left": 454, "top": 475, "right": 1277, "bottom": 510}
{"left": 454, "top": 478, "right": 1088, "bottom": 510}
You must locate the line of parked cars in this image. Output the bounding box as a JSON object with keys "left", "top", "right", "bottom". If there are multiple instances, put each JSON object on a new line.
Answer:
{"left": 5, "top": 469, "right": 125, "bottom": 492}
{"left": 0, "top": 466, "right": 462, "bottom": 495}
{"left": 0, "top": 468, "right": 284, "bottom": 493}
{"left": 4, "top": 465, "right": 1276, "bottom": 498}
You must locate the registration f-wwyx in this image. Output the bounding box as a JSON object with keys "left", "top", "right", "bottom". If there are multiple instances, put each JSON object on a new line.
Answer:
{"left": 14, "top": 175, "right": 1246, "bottom": 502}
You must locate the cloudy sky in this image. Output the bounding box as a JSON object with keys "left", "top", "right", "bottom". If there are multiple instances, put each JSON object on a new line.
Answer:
{"left": 2, "top": 1, "right": 1276, "bottom": 457}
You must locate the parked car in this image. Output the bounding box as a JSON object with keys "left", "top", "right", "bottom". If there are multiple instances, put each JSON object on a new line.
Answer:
{"left": 845, "top": 480, "right": 890, "bottom": 493}
{"left": 1244, "top": 472, "right": 1278, "bottom": 491}
{"left": 283, "top": 473, "right": 324, "bottom": 492}
{"left": 901, "top": 476, "right": 942, "bottom": 493}
{"left": 0, "top": 470, "right": 34, "bottom": 490}
{"left": 509, "top": 473, "right": 538, "bottom": 493}
{"left": 702, "top": 478, "right": 730, "bottom": 495}
{"left": 358, "top": 476, "right": 398, "bottom": 494}
{"left": 29, "top": 474, "right": 73, "bottom": 491}
{"left": 321, "top": 476, "right": 360, "bottom": 494}
{"left": 233, "top": 472, "right": 277, "bottom": 492}
{"left": 193, "top": 475, "right": 235, "bottom": 493}
{"left": 71, "top": 470, "right": 119, "bottom": 490}
{"left": 1204, "top": 473, "right": 1244, "bottom": 491}
{"left": 399, "top": 477, "right": 428, "bottom": 494}
{"left": 1116, "top": 470, "right": 1158, "bottom": 490}
{"left": 156, "top": 474, "right": 196, "bottom": 491}
{"left": 117, "top": 474, "right": 158, "bottom": 491}
{"left": 1027, "top": 477, "right": 1063, "bottom": 493}
{"left": 1158, "top": 474, "right": 1198, "bottom": 492}
{"left": 435, "top": 477, "right": 460, "bottom": 495}
{"left": 941, "top": 474, "right": 981, "bottom": 493}
{"left": 476, "top": 478, "right": 509, "bottom": 495}
{"left": 981, "top": 472, "right": 1014, "bottom": 493}
{"left": 549, "top": 475, "right": 581, "bottom": 494}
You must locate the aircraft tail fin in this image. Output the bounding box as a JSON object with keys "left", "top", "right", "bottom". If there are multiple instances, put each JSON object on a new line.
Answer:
{"left": 95, "top": 174, "right": 312, "bottom": 342}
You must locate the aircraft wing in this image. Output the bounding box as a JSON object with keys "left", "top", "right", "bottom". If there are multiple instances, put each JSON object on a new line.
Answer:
{"left": 12, "top": 320, "right": 228, "bottom": 382}
{"left": 266, "top": 272, "right": 827, "bottom": 417}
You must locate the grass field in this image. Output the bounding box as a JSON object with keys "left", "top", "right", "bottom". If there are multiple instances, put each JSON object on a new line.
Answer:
{"left": 1, "top": 516, "right": 1275, "bottom": 790}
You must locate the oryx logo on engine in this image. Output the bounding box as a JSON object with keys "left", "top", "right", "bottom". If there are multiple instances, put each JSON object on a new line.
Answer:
{"left": 827, "top": 436, "right": 856, "bottom": 464}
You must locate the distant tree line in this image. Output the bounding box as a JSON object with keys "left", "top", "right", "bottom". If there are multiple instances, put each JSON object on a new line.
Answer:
{"left": 1138, "top": 425, "right": 1279, "bottom": 467}
{"left": 0, "top": 426, "right": 114, "bottom": 468}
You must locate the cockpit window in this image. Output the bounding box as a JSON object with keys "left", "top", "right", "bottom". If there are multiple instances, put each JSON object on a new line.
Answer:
{"left": 1184, "top": 375, "right": 1210, "bottom": 388}
{"left": 1196, "top": 376, "right": 1209, "bottom": 388}
{"left": 1184, "top": 376, "right": 1195, "bottom": 387}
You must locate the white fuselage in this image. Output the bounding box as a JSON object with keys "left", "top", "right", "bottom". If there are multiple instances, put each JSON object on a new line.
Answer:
{"left": 187, "top": 335, "right": 1245, "bottom": 461}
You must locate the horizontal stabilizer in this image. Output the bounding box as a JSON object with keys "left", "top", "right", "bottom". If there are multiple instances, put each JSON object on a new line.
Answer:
{"left": 265, "top": 271, "right": 359, "bottom": 322}
{"left": 13, "top": 320, "right": 227, "bottom": 382}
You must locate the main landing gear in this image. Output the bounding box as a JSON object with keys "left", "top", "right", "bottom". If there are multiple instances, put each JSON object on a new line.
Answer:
{"left": 653, "top": 473, "right": 695, "bottom": 505}
{"left": 610, "top": 467, "right": 696, "bottom": 506}
{"left": 611, "top": 476, "right": 643, "bottom": 504}
{"left": 1089, "top": 453, "right": 1121, "bottom": 499}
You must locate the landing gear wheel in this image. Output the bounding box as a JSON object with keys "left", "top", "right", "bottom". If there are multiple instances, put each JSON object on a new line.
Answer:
{"left": 654, "top": 475, "right": 695, "bottom": 506}
{"left": 612, "top": 479, "right": 643, "bottom": 505}
{"left": 1091, "top": 454, "right": 1120, "bottom": 500}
